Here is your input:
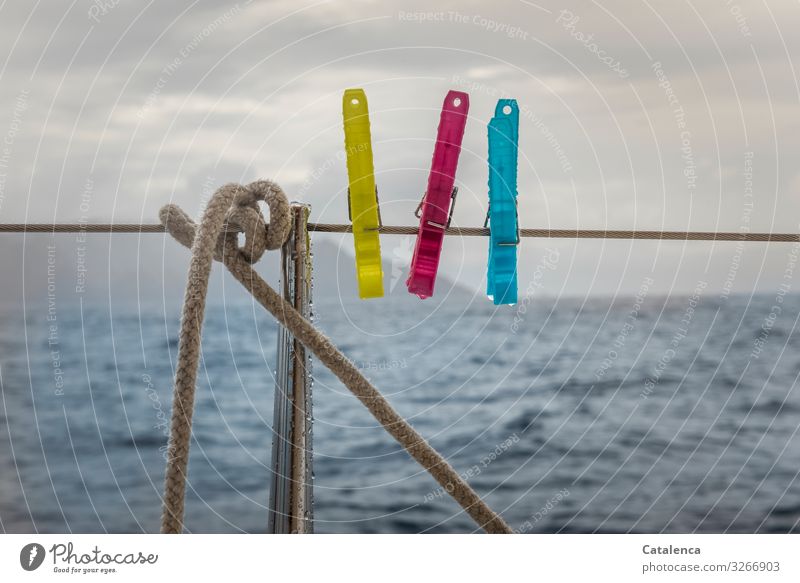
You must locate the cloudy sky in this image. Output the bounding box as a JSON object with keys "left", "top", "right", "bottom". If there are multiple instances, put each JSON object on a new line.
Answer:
{"left": 1, "top": 0, "right": 799, "bottom": 298}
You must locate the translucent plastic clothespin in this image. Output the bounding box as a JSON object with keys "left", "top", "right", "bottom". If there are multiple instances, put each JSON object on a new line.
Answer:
{"left": 406, "top": 90, "right": 469, "bottom": 299}
{"left": 343, "top": 88, "right": 384, "bottom": 299}
{"left": 485, "top": 99, "right": 520, "bottom": 305}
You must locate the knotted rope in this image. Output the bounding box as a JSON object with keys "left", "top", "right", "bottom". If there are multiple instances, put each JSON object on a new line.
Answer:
{"left": 159, "top": 180, "right": 512, "bottom": 534}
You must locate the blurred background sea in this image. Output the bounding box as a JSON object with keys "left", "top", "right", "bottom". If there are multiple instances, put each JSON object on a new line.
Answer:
{"left": 1, "top": 235, "right": 800, "bottom": 534}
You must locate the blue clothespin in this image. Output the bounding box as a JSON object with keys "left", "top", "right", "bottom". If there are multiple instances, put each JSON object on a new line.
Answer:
{"left": 486, "top": 99, "right": 519, "bottom": 305}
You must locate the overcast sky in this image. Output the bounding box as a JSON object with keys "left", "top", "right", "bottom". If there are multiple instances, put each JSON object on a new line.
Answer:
{"left": 1, "top": 0, "right": 800, "bottom": 298}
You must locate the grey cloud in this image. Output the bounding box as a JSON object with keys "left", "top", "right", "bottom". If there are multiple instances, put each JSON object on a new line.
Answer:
{"left": 1, "top": 0, "right": 798, "bottom": 299}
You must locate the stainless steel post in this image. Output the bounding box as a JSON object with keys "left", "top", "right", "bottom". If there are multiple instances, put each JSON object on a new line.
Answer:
{"left": 267, "top": 204, "right": 314, "bottom": 533}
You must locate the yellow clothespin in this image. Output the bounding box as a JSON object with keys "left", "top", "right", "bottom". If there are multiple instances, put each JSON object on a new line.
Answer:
{"left": 342, "top": 88, "right": 384, "bottom": 299}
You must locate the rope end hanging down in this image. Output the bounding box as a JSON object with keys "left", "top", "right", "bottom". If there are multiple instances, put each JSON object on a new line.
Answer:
{"left": 158, "top": 180, "right": 512, "bottom": 534}
{"left": 158, "top": 181, "right": 291, "bottom": 535}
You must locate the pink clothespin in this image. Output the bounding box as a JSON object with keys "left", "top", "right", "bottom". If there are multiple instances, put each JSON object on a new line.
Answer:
{"left": 406, "top": 90, "right": 469, "bottom": 299}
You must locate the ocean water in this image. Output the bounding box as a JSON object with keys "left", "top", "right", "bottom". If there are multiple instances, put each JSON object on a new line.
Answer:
{"left": 1, "top": 292, "right": 800, "bottom": 533}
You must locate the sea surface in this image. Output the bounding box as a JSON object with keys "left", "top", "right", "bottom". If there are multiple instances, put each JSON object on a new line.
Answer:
{"left": 2, "top": 293, "right": 800, "bottom": 533}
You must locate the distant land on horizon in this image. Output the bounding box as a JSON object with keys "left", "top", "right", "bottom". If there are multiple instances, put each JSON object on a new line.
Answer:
{"left": 0, "top": 231, "right": 475, "bottom": 310}
{"left": 0, "top": 229, "right": 790, "bottom": 314}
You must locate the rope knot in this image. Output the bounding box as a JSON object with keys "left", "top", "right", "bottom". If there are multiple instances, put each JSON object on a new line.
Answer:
{"left": 159, "top": 180, "right": 292, "bottom": 263}
{"left": 157, "top": 177, "right": 512, "bottom": 534}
